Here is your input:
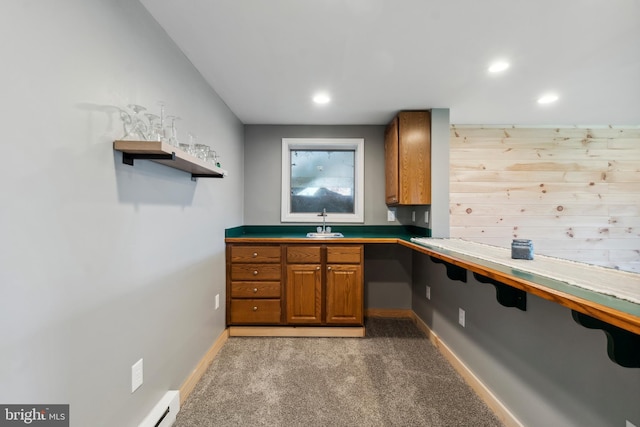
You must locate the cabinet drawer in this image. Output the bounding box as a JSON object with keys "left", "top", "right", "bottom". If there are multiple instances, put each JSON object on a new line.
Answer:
{"left": 231, "top": 245, "right": 281, "bottom": 263}
{"left": 231, "top": 264, "right": 281, "bottom": 281}
{"left": 327, "top": 246, "right": 362, "bottom": 264}
{"left": 287, "top": 246, "right": 321, "bottom": 263}
{"left": 231, "top": 281, "right": 281, "bottom": 298}
{"left": 230, "top": 299, "right": 281, "bottom": 324}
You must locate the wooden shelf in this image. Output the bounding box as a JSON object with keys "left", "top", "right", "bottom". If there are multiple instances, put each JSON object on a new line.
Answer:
{"left": 113, "top": 140, "right": 227, "bottom": 180}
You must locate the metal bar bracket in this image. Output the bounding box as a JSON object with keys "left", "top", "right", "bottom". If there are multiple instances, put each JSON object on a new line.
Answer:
{"left": 473, "top": 272, "right": 527, "bottom": 311}
{"left": 122, "top": 152, "right": 176, "bottom": 166}
{"left": 571, "top": 311, "right": 640, "bottom": 368}
{"left": 191, "top": 173, "right": 224, "bottom": 181}
{"left": 430, "top": 257, "right": 467, "bottom": 282}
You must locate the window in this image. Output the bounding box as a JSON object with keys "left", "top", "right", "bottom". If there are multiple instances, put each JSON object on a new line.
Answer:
{"left": 281, "top": 138, "right": 364, "bottom": 223}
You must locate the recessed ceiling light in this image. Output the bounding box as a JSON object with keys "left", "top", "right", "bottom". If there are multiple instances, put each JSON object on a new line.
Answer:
{"left": 537, "top": 93, "right": 559, "bottom": 104}
{"left": 488, "top": 61, "right": 510, "bottom": 73}
{"left": 312, "top": 92, "right": 331, "bottom": 104}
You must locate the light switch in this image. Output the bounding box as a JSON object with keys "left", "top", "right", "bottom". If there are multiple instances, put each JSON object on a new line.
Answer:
{"left": 387, "top": 208, "right": 396, "bottom": 222}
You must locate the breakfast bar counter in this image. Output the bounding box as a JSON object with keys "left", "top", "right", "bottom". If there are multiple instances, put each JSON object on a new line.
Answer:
{"left": 226, "top": 225, "right": 640, "bottom": 366}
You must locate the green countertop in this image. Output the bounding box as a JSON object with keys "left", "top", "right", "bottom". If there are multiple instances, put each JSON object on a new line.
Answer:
{"left": 225, "top": 225, "right": 430, "bottom": 241}
{"left": 410, "top": 240, "right": 640, "bottom": 320}
{"left": 225, "top": 225, "right": 640, "bottom": 336}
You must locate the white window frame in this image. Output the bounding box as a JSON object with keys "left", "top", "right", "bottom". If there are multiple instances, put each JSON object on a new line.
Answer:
{"left": 281, "top": 138, "right": 364, "bottom": 223}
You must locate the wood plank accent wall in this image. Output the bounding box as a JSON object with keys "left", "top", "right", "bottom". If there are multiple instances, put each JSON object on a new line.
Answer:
{"left": 449, "top": 126, "right": 640, "bottom": 273}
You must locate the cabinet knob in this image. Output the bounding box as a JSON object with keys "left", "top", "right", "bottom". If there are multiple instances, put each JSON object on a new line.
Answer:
{"left": 252, "top": 252, "right": 258, "bottom": 257}
{"left": 252, "top": 306, "right": 258, "bottom": 311}
{"left": 327, "top": 266, "right": 332, "bottom": 271}
{"left": 253, "top": 288, "right": 258, "bottom": 293}
{"left": 316, "top": 266, "right": 320, "bottom": 270}
{"left": 253, "top": 270, "right": 258, "bottom": 275}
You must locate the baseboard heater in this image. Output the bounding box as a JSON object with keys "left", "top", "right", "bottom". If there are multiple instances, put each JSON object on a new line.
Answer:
{"left": 138, "top": 390, "right": 180, "bottom": 427}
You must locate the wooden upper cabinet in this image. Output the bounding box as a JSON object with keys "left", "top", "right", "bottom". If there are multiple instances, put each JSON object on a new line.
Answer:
{"left": 384, "top": 117, "right": 399, "bottom": 205}
{"left": 384, "top": 111, "right": 431, "bottom": 205}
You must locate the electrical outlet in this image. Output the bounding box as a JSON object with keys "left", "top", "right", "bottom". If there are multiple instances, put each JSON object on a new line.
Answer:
{"left": 131, "top": 358, "right": 143, "bottom": 393}
{"left": 424, "top": 211, "right": 429, "bottom": 224}
{"left": 458, "top": 308, "right": 466, "bottom": 327}
{"left": 215, "top": 294, "right": 220, "bottom": 310}
{"left": 426, "top": 286, "right": 431, "bottom": 300}
{"left": 412, "top": 211, "right": 416, "bottom": 222}
{"left": 387, "top": 208, "right": 396, "bottom": 222}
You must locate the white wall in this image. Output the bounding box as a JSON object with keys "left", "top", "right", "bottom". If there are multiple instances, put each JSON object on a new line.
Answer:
{"left": 0, "top": 1, "right": 243, "bottom": 426}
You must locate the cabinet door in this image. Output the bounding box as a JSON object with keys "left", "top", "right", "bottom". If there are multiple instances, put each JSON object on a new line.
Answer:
{"left": 326, "top": 264, "right": 363, "bottom": 324}
{"left": 286, "top": 264, "right": 322, "bottom": 324}
{"left": 398, "top": 111, "right": 431, "bottom": 205}
{"left": 384, "top": 116, "right": 399, "bottom": 205}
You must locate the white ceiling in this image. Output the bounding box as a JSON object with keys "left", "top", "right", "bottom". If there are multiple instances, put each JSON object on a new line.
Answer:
{"left": 140, "top": 0, "right": 640, "bottom": 126}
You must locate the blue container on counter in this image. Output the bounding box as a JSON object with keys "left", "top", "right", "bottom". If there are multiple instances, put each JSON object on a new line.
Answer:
{"left": 511, "top": 239, "right": 534, "bottom": 260}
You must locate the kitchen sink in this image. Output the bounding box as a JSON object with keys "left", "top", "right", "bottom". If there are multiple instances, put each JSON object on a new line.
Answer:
{"left": 306, "top": 232, "right": 344, "bottom": 238}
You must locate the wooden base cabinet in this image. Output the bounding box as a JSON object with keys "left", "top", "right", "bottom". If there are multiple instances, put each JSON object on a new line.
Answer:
{"left": 227, "top": 244, "right": 283, "bottom": 325}
{"left": 286, "top": 263, "right": 322, "bottom": 323}
{"left": 227, "top": 243, "right": 363, "bottom": 327}
{"left": 326, "top": 264, "right": 362, "bottom": 324}
{"left": 286, "top": 245, "right": 363, "bottom": 326}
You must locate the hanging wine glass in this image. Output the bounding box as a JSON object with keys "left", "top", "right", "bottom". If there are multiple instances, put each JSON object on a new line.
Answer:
{"left": 144, "top": 113, "right": 161, "bottom": 141}
{"left": 128, "top": 104, "right": 146, "bottom": 115}
{"left": 118, "top": 108, "right": 134, "bottom": 140}
{"left": 127, "top": 104, "right": 148, "bottom": 140}
{"left": 165, "top": 115, "right": 181, "bottom": 148}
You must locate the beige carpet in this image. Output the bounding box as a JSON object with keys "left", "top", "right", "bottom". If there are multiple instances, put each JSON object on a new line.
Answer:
{"left": 176, "top": 318, "right": 503, "bottom": 426}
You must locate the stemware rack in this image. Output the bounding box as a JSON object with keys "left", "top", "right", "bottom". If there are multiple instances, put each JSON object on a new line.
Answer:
{"left": 113, "top": 140, "right": 227, "bottom": 180}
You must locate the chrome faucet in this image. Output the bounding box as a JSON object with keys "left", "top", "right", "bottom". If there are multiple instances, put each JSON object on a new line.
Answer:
{"left": 318, "top": 208, "right": 328, "bottom": 233}
{"left": 306, "top": 208, "right": 342, "bottom": 238}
